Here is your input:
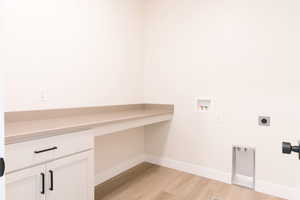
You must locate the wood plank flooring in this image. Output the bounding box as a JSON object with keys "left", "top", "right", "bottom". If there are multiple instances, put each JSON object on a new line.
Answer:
{"left": 95, "top": 164, "right": 285, "bottom": 200}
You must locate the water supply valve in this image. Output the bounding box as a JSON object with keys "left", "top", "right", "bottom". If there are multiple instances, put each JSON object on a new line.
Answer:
{"left": 282, "top": 142, "right": 300, "bottom": 160}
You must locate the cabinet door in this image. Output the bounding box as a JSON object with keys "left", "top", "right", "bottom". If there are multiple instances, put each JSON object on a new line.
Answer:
{"left": 46, "top": 151, "right": 94, "bottom": 200}
{"left": 6, "top": 165, "right": 46, "bottom": 200}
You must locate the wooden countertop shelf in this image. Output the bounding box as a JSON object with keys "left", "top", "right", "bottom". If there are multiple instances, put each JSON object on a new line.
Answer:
{"left": 5, "top": 104, "right": 174, "bottom": 144}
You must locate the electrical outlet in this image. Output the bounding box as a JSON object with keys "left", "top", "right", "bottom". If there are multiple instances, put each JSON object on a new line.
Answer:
{"left": 40, "top": 90, "right": 48, "bottom": 102}
{"left": 258, "top": 116, "right": 271, "bottom": 126}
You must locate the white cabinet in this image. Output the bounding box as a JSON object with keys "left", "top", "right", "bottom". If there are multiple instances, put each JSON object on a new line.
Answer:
{"left": 6, "top": 165, "right": 46, "bottom": 200}
{"left": 5, "top": 130, "right": 94, "bottom": 173}
{"left": 5, "top": 131, "right": 94, "bottom": 200}
{"left": 6, "top": 151, "right": 94, "bottom": 200}
{"left": 46, "top": 151, "right": 94, "bottom": 200}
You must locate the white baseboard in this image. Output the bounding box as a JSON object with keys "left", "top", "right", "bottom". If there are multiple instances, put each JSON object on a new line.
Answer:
{"left": 94, "top": 154, "right": 297, "bottom": 200}
{"left": 94, "top": 154, "right": 146, "bottom": 186}
{"left": 144, "top": 154, "right": 297, "bottom": 200}
{"left": 145, "top": 154, "right": 231, "bottom": 184}
{"left": 256, "top": 180, "right": 297, "bottom": 200}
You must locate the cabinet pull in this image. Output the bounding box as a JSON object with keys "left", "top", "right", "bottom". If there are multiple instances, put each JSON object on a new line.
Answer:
{"left": 41, "top": 173, "right": 45, "bottom": 194}
{"left": 0, "top": 158, "right": 5, "bottom": 177}
{"left": 49, "top": 170, "right": 54, "bottom": 191}
{"left": 34, "top": 146, "right": 58, "bottom": 154}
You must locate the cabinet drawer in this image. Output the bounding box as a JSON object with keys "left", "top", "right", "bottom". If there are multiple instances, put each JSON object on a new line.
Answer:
{"left": 6, "top": 130, "right": 94, "bottom": 173}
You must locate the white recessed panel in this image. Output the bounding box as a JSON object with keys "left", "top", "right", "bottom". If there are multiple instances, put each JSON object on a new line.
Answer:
{"left": 196, "top": 98, "right": 211, "bottom": 112}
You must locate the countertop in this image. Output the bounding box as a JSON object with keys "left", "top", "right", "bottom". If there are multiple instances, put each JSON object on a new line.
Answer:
{"left": 5, "top": 104, "right": 174, "bottom": 144}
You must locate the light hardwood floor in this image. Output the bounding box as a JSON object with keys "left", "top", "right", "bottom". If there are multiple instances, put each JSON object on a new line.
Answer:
{"left": 95, "top": 164, "right": 285, "bottom": 200}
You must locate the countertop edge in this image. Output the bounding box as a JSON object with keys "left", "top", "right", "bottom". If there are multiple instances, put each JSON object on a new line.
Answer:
{"left": 5, "top": 108, "right": 174, "bottom": 145}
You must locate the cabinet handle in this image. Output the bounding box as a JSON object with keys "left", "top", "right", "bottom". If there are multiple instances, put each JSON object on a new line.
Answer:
{"left": 0, "top": 158, "right": 5, "bottom": 177}
{"left": 41, "top": 173, "right": 45, "bottom": 194}
{"left": 34, "top": 146, "right": 58, "bottom": 154}
{"left": 49, "top": 170, "right": 54, "bottom": 191}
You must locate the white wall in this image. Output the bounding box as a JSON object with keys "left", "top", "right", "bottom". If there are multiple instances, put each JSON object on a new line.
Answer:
{"left": 3, "top": 0, "right": 300, "bottom": 196}
{"left": 1, "top": 0, "right": 145, "bottom": 179}
{"left": 144, "top": 0, "right": 300, "bottom": 193}
{"left": 2, "top": 0, "right": 144, "bottom": 111}
{"left": 94, "top": 128, "right": 144, "bottom": 182}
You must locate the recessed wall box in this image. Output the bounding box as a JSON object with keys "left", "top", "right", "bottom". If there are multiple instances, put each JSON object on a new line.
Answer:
{"left": 232, "top": 146, "right": 255, "bottom": 189}
{"left": 196, "top": 98, "right": 211, "bottom": 112}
